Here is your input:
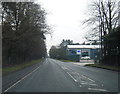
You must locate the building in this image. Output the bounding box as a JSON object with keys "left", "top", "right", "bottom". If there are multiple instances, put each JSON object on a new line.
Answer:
{"left": 67, "top": 45, "right": 100, "bottom": 62}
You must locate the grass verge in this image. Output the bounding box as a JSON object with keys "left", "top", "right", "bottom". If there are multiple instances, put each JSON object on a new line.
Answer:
{"left": 3, "top": 59, "right": 42, "bottom": 75}
{"left": 85, "top": 64, "right": 120, "bottom": 71}
{"left": 59, "top": 59, "right": 76, "bottom": 62}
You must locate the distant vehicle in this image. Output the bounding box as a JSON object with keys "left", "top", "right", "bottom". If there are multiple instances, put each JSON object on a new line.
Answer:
{"left": 81, "top": 56, "right": 90, "bottom": 60}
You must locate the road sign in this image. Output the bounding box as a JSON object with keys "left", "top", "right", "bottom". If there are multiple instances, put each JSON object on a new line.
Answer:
{"left": 76, "top": 50, "right": 81, "bottom": 55}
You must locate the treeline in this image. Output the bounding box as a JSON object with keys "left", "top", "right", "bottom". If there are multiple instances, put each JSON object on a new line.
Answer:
{"left": 2, "top": 2, "right": 49, "bottom": 67}
{"left": 49, "top": 46, "right": 67, "bottom": 60}
{"left": 103, "top": 27, "right": 120, "bottom": 65}
{"left": 49, "top": 39, "right": 76, "bottom": 60}
{"left": 84, "top": 0, "right": 120, "bottom": 66}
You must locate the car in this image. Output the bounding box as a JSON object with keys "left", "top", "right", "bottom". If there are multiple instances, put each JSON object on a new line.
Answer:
{"left": 81, "top": 56, "right": 90, "bottom": 60}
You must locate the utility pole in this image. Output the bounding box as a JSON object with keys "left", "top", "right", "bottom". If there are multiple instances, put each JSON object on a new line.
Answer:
{"left": 98, "top": 0, "right": 103, "bottom": 64}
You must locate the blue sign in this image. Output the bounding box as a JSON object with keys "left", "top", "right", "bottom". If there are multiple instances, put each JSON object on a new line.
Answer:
{"left": 76, "top": 50, "right": 81, "bottom": 55}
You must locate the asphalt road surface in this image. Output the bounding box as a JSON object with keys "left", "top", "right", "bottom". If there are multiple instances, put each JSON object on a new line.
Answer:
{"left": 4, "top": 58, "right": 119, "bottom": 92}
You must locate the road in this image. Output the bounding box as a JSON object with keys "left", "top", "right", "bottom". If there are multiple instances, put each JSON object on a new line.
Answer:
{"left": 4, "top": 58, "right": 119, "bottom": 92}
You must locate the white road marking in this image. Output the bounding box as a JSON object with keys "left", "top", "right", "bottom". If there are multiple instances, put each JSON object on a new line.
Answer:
{"left": 81, "top": 82, "right": 88, "bottom": 85}
{"left": 61, "top": 66, "right": 69, "bottom": 70}
{"left": 74, "top": 72, "right": 79, "bottom": 75}
{"left": 4, "top": 66, "right": 40, "bottom": 92}
{"left": 71, "top": 72, "right": 79, "bottom": 76}
{"left": 81, "top": 75, "right": 86, "bottom": 78}
{"left": 88, "top": 88, "right": 108, "bottom": 92}
{"left": 79, "top": 85, "right": 82, "bottom": 87}
{"left": 87, "top": 77, "right": 95, "bottom": 82}
{"left": 81, "top": 82, "right": 97, "bottom": 86}
{"left": 81, "top": 75, "right": 95, "bottom": 82}
{"left": 67, "top": 72, "right": 77, "bottom": 82}
{"left": 88, "top": 84, "right": 97, "bottom": 86}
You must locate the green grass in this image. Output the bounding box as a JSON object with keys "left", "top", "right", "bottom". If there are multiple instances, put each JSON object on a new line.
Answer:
{"left": 85, "top": 64, "right": 120, "bottom": 71}
{"left": 60, "top": 59, "right": 76, "bottom": 62}
{"left": 3, "top": 59, "right": 42, "bottom": 75}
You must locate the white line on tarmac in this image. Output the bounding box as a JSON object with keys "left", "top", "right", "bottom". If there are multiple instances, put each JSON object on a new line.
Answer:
{"left": 87, "top": 77, "right": 95, "bottom": 82}
{"left": 61, "top": 66, "right": 69, "bottom": 70}
{"left": 67, "top": 72, "right": 77, "bottom": 82}
{"left": 82, "top": 75, "right": 95, "bottom": 82}
{"left": 81, "top": 82, "right": 89, "bottom": 85}
{"left": 74, "top": 72, "right": 80, "bottom": 75}
{"left": 79, "top": 85, "right": 82, "bottom": 87}
{"left": 88, "top": 88, "right": 108, "bottom": 92}
{"left": 4, "top": 66, "right": 40, "bottom": 92}
{"left": 88, "top": 84, "right": 97, "bottom": 86}
{"left": 81, "top": 83, "right": 97, "bottom": 86}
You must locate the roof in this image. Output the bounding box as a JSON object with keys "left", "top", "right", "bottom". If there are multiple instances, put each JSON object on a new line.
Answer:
{"left": 67, "top": 45, "right": 100, "bottom": 49}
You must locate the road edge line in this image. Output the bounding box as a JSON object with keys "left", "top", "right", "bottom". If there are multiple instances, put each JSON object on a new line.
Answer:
{"left": 3, "top": 66, "right": 40, "bottom": 92}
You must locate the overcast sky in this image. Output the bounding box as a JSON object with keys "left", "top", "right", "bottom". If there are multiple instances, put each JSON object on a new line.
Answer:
{"left": 36, "top": 0, "right": 92, "bottom": 52}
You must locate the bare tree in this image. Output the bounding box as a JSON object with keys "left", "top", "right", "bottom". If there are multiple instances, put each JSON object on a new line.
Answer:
{"left": 83, "top": 0, "right": 119, "bottom": 64}
{"left": 84, "top": 0, "right": 119, "bottom": 38}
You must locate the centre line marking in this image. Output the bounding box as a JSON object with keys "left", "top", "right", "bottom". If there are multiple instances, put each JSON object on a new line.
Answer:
{"left": 67, "top": 72, "right": 77, "bottom": 82}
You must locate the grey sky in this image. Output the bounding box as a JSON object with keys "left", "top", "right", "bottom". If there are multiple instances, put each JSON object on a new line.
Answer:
{"left": 36, "top": 0, "right": 91, "bottom": 52}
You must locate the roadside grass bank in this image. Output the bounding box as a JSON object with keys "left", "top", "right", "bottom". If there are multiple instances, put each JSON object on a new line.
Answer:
{"left": 85, "top": 64, "right": 120, "bottom": 71}
{"left": 59, "top": 59, "right": 76, "bottom": 62}
{"left": 3, "top": 59, "right": 43, "bottom": 75}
